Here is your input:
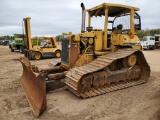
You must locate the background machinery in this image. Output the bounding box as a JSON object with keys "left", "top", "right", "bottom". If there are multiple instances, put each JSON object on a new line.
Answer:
{"left": 9, "top": 34, "right": 26, "bottom": 53}
{"left": 23, "top": 17, "right": 61, "bottom": 60}
{"left": 19, "top": 3, "right": 150, "bottom": 117}
{"left": 141, "top": 36, "right": 155, "bottom": 50}
{"left": 9, "top": 34, "right": 41, "bottom": 54}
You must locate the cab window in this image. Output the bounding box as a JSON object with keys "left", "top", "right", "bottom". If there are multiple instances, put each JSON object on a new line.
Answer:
{"left": 142, "top": 37, "right": 147, "bottom": 41}
{"left": 150, "top": 37, "right": 155, "bottom": 40}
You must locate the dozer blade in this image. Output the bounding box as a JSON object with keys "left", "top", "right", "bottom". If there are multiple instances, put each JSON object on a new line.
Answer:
{"left": 19, "top": 57, "right": 46, "bottom": 117}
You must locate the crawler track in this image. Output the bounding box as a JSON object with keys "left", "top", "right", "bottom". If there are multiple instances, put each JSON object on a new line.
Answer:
{"left": 65, "top": 48, "right": 150, "bottom": 98}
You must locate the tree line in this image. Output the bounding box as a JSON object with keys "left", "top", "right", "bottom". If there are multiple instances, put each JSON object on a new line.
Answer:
{"left": 56, "top": 29, "right": 160, "bottom": 41}
{"left": 1, "top": 29, "right": 160, "bottom": 41}
{"left": 0, "top": 35, "right": 13, "bottom": 40}
{"left": 138, "top": 28, "right": 160, "bottom": 38}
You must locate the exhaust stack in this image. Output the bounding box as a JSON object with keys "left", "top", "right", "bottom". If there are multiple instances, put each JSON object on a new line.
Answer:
{"left": 81, "top": 3, "right": 86, "bottom": 33}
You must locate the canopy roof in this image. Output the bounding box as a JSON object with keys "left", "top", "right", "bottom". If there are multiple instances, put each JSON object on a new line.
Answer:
{"left": 87, "top": 3, "right": 139, "bottom": 17}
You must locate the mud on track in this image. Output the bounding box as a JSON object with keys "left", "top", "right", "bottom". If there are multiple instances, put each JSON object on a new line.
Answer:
{"left": 0, "top": 45, "right": 160, "bottom": 120}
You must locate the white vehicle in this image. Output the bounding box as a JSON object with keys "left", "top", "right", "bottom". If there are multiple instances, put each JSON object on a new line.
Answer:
{"left": 141, "top": 36, "right": 155, "bottom": 50}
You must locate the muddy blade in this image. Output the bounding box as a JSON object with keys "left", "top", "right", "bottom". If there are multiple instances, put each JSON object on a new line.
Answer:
{"left": 19, "top": 57, "right": 46, "bottom": 117}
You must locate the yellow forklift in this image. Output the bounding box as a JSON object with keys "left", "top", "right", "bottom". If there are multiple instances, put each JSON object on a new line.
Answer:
{"left": 23, "top": 17, "right": 61, "bottom": 60}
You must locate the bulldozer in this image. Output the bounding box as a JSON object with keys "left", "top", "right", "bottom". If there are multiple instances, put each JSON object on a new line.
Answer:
{"left": 19, "top": 3, "right": 150, "bottom": 117}
{"left": 23, "top": 17, "right": 61, "bottom": 60}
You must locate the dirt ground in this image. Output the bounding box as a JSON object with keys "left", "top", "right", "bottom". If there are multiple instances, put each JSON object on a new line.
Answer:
{"left": 0, "top": 45, "right": 160, "bottom": 120}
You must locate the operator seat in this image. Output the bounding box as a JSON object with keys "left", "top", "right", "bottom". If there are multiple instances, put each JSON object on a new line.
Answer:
{"left": 113, "top": 24, "right": 123, "bottom": 34}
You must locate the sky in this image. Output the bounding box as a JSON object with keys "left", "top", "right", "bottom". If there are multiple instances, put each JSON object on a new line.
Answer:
{"left": 0, "top": 0, "right": 160, "bottom": 37}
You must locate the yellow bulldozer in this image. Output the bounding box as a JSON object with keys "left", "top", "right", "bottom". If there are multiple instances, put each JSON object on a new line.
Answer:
{"left": 19, "top": 3, "right": 150, "bottom": 117}
{"left": 23, "top": 17, "right": 61, "bottom": 60}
